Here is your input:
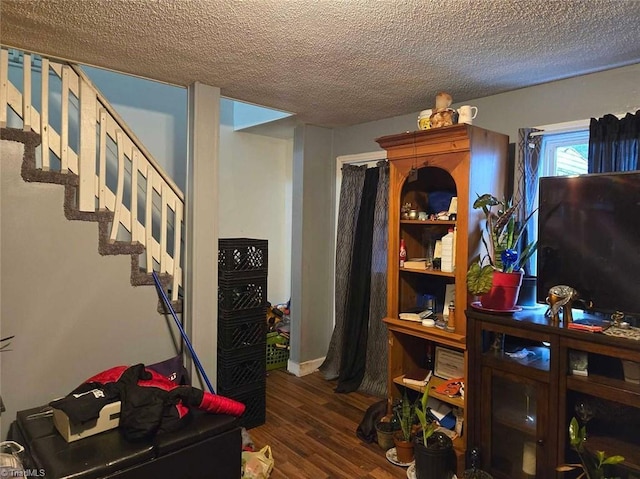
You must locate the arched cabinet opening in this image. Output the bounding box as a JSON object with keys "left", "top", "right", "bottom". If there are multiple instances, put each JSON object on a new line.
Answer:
{"left": 398, "top": 166, "right": 457, "bottom": 321}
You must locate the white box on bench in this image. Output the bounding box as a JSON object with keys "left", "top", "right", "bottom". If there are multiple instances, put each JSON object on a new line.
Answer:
{"left": 52, "top": 401, "right": 121, "bottom": 442}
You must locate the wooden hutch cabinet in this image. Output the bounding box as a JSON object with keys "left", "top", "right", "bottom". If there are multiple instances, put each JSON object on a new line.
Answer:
{"left": 468, "top": 308, "right": 640, "bottom": 479}
{"left": 376, "top": 125, "right": 508, "bottom": 472}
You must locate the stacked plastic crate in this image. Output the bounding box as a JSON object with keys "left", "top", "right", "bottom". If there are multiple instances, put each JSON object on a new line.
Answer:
{"left": 218, "top": 238, "right": 268, "bottom": 429}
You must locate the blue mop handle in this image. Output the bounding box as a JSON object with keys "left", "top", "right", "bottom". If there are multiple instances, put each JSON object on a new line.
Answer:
{"left": 152, "top": 272, "right": 215, "bottom": 394}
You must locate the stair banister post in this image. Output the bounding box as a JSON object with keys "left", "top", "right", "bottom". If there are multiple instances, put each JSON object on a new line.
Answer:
{"left": 41, "top": 58, "right": 50, "bottom": 171}
{"left": 0, "top": 49, "right": 8, "bottom": 128}
{"left": 22, "top": 53, "right": 32, "bottom": 132}
{"left": 79, "top": 78, "right": 98, "bottom": 212}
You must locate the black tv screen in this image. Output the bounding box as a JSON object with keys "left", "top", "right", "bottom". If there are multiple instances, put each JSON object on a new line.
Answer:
{"left": 537, "top": 172, "right": 640, "bottom": 316}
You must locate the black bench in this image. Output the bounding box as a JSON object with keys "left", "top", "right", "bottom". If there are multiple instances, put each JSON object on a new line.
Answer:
{"left": 10, "top": 406, "right": 241, "bottom": 479}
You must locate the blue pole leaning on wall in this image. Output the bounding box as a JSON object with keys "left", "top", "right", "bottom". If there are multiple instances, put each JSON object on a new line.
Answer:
{"left": 152, "top": 271, "right": 215, "bottom": 394}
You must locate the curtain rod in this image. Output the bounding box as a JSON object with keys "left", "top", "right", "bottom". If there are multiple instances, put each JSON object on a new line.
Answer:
{"left": 529, "top": 119, "right": 590, "bottom": 137}
{"left": 529, "top": 111, "right": 635, "bottom": 138}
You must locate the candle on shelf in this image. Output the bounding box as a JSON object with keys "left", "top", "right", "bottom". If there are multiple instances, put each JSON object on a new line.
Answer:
{"left": 522, "top": 441, "right": 536, "bottom": 477}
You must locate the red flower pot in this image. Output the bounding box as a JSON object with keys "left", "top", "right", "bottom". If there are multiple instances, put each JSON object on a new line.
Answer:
{"left": 480, "top": 270, "right": 523, "bottom": 310}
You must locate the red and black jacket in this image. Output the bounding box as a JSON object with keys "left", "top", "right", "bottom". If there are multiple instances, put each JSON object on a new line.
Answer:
{"left": 50, "top": 364, "right": 245, "bottom": 440}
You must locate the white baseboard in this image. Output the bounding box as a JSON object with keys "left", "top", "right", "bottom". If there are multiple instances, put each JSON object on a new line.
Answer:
{"left": 287, "top": 357, "right": 326, "bottom": 377}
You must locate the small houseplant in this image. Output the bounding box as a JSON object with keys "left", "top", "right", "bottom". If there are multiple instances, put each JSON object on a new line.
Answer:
{"left": 414, "top": 385, "right": 437, "bottom": 448}
{"left": 466, "top": 193, "right": 537, "bottom": 310}
{"left": 557, "top": 417, "right": 624, "bottom": 479}
{"left": 414, "top": 385, "right": 454, "bottom": 479}
{"left": 393, "top": 392, "right": 416, "bottom": 463}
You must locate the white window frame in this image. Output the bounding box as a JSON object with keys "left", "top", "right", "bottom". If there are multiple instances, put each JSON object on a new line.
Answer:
{"left": 540, "top": 129, "right": 590, "bottom": 178}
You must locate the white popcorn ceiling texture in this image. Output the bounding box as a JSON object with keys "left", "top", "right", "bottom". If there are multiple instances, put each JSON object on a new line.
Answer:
{"left": 1, "top": 0, "right": 640, "bottom": 126}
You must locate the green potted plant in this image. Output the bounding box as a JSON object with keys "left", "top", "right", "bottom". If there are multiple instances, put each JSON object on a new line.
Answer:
{"left": 414, "top": 386, "right": 454, "bottom": 479}
{"left": 557, "top": 417, "right": 624, "bottom": 479}
{"left": 466, "top": 193, "right": 537, "bottom": 310}
{"left": 393, "top": 392, "right": 416, "bottom": 463}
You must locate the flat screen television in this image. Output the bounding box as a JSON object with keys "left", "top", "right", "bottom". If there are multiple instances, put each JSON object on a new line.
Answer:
{"left": 537, "top": 171, "right": 640, "bottom": 317}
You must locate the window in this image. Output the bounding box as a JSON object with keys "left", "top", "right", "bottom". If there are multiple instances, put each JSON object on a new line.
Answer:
{"left": 529, "top": 130, "right": 589, "bottom": 274}
{"left": 540, "top": 130, "right": 589, "bottom": 177}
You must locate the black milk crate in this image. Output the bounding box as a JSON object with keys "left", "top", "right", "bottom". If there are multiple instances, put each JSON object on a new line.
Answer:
{"left": 220, "top": 383, "right": 266, "bottom": 430}
{"left": 219, "top": 276, "right": 267, "bottom": 312}
{"left": 218, "top": 306, "right": 266, "bottom": 324}
{"left": 218, "top": 310, "right": 267, "bottom": 351}
{"left": 219, "top": 238, "right": 268, "bottom": 276}
{"left": 217, "top": 344, "right": 266, "bottom": 392}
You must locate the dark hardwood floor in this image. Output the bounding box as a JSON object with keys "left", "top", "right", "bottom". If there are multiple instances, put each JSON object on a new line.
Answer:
{"left": 249, "top": 369, "right": 407, "bottom": 479}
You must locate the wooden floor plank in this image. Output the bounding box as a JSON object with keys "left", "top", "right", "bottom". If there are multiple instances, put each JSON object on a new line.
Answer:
{"left": 249, "top": 370, "right": 407, "bottom": 479}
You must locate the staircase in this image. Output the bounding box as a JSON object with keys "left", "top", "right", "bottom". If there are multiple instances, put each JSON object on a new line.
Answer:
{"left": 0, "top": 48, "right": 184, "bottom": 311}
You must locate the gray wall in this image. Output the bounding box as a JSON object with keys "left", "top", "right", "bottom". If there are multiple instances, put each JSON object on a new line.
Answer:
{"left": 290, "top": 124, "right": 335, "bottom": 365}
{"left": 82, "top": 66, "right": 188, "bottom": 192}
{"left": 0, "top": 140, "right": 178, "bottom": 438}
{"left": 219, "top": 100, "right": 294, "bottom": 304}
{"left": 334, "top": 63, "right": 640, "bottom": 156}
{"left": 218, "top": 125, "right": 293, "bottom": 303}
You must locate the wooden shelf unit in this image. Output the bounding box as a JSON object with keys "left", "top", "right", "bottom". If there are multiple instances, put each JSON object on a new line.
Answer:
{"left": 377, "top": 125, "right": 509, "bottom": 475}
{"left": 400, "top": 267, "right": 456, "bottom": 278}
{"left": 378, "top": 125, "right": 509, "bottom": 336}
{"left": 468, "top": 308, "right": 640, "bottom": 479}
{"left": 384, "top": 317, "right": 466, "bottom": 349}
{"left": 400, "top": 219, "right": 457, "bottom": 225}
{"left": 392, "top": 374, "right": 465, "bottom": 409}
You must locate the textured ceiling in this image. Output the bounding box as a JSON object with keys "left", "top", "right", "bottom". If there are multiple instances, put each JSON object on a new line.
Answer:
{"left": 1, "top": 0, "right": 640, "bottom": 127}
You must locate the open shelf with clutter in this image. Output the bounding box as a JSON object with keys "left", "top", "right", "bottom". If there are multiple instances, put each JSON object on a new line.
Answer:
{"left": 377, "top": 124, "right": 509, "bottom": 475}
{"left": 392, "top": 374, "right": 465, "bottom": 409}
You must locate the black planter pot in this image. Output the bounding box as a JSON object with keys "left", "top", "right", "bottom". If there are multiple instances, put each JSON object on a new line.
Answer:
{"left": 414, "top": 432, "right": 455, "bottom": 479}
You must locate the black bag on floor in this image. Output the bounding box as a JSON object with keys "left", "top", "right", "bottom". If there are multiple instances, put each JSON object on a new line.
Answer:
{"left": 356, "top": 400, "right": 387, "bottom": 443}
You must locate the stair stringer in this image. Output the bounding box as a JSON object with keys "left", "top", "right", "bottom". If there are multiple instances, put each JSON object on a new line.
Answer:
{"left": 1, "top": 127, "right": 182, "bottom": 314}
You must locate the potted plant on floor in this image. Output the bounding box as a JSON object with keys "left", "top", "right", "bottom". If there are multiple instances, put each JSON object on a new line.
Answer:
{"left": 376, "top": 414, "right": 400, "bottom": 451}
{"left": 414, "top": 386, "right": 454, "bottom": 479}
{"left": 557, "top": 417, "right": 624, "bottom": 479}
{"left": 393, "top": 392, "right": 416, "bottom": 464}
{"left": 466, "top": 193, "right": 537, "bottom": 311}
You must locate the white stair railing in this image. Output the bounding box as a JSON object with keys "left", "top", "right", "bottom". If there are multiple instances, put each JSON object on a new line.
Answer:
{"left": 0, "top": 48, "right": 183, "bottom": 301}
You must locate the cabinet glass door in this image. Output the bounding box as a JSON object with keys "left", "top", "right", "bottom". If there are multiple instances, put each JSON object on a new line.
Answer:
{"left": 482, "top": 368, "right": 547, "bottom": 479}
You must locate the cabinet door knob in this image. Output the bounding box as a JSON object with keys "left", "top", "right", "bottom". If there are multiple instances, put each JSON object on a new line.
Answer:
{"left": 536, "top": 439, "right": 544, "bottom": 446}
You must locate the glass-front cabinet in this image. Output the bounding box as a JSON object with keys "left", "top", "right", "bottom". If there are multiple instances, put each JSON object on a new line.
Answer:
{"left": 468, "top": 308, "right": 640, "bottom": 479}
{"left": 482, "top": 369, "right": 549, "bottom": 479}
{"left": 474, "top": 318, "right": 555, "bottom": 479}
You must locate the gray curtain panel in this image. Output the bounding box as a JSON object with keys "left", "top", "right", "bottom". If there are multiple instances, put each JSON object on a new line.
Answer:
{"left": 359, "top": 161, "right": 389, "bottom": 398}
{"left": 319, "top": 164, "right": 367, "bottom": 380}
{"left": 513, "top": 127, "right": 542, "bottom": 274}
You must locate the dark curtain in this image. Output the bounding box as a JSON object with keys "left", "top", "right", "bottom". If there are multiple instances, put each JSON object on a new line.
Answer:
{"left": 319, "top": 165, "right": 366, "bottom": 380}
{"left": 588, "top": 111, "right": 640, "bottom": 173}
{"left": 358, "top": 162, "right": 389, "bottom": 397}
{"left": 513, "top": 128, "right": 542, "bottom": 274}
{"left": 336, "top": 167, "right": 380, "bottom": 393}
